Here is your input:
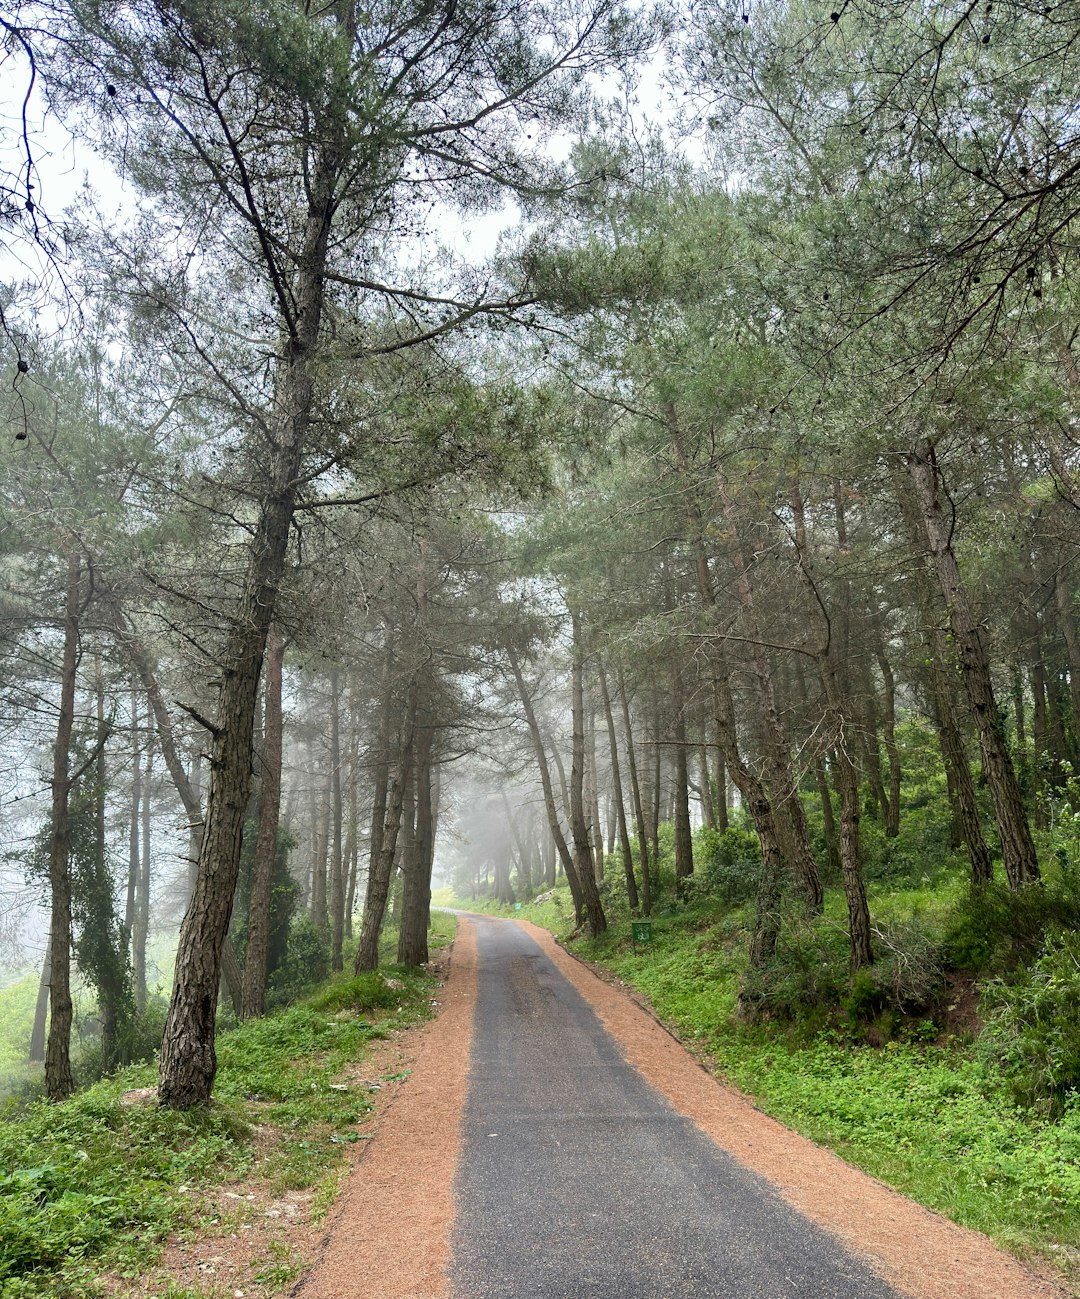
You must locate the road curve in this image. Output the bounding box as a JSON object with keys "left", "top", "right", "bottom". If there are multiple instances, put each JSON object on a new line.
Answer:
{"left": 451, "top": 914, "right": 901, "bottom": 1299}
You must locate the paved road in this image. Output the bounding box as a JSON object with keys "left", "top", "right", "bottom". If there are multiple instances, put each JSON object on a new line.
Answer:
{"left": 451, "top": 916, "right": 902, "bottom": 1299}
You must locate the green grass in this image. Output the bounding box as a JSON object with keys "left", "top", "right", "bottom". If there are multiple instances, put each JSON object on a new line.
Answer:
{"left": 0, "top": 916, "right": 455, "bottom": 1299}
{"left": 469, "top": 872, "right": 1080, "bottom": 1285}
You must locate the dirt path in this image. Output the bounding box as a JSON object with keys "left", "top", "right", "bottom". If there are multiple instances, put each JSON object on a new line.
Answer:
{"left": 299, "top": 915, "right": 1065, "bottom": 1299}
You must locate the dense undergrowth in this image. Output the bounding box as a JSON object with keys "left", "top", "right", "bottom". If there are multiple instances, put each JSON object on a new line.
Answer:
{"left": 450, "top": 817, "right": 1080, "bottom": 1285}
{"left": 0, "top": 912, "right": 455, "bottom": 1299}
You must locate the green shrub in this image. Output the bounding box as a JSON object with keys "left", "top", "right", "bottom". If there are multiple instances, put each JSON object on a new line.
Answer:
{"left": 943, "top": 874, "right": 1080, "bottom": 973}
{"left": 693, "top": 826, "right": 761, "bottom": 905}
{"left": 981, "top": 931, "right": 1080, "bottom": 1112}
{"left": 267, "top": 913, "right": 330, "bottom": 1008}
{"left": 739, "top": 915, "right": 849, "bottom": 1018}
{"left": 309, "top": 971, "right": 411, "bottom": 1014}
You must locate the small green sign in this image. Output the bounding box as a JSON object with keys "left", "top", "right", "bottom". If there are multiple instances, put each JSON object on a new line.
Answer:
{"left": 514, "top": 903, "right": 522, "bottom": 911}
{"left": 631, "top": 921, "right": 653, "bottom": 949}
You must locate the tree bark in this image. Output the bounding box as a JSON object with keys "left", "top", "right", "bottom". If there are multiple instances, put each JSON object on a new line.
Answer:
{"left": 355, "top": 679, "right": 418, "bottom": 972}
{"left": 670, "top": 669, "right": 694, "bottom": 885}
{"left": 569, "top": 612, "right": 608, "bottom": 936}
{"left": 158, "top": 141, "right": 340, "bottom": 1107}
{"left": 906, "top": 439, "right": 1040, "bottom": 888}
{"left": 599, "top": 658, "right": 639, "bottom": 909}
{"left": 615, "top": 665, "right": 652, "bottom": 913}
{"left": 398, "top": 694, "right": 434, "bottom": 965}
{"left": 329, "top": 667, "right": 345, "bottom": 972}
{"left": 893, "top": 470, "right": 993, "bottom": 884}
{"left": 45, "top": 551, "right": 79, "bottom": 1102}
{"left": 242, "top": 624, "right": 284, "bottom": 1018}
{"left": 508, "top": 646, "right": 586, "bottom": 925}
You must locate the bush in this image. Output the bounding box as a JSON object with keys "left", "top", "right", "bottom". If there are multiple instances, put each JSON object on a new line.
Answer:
{"left": 266, "top": 914, "right": 330, "bottom": 1009}
{"left": 943, "top": 873, "right": 1080, "bottom": 973}
{"left": 693, "top": 826, "right": 761, "bottom": 905}
{"left": 981, "top": 931, "right": 1080, "bottom": 1112}
{"left": 738, "top": 915, "right": 849, "bottom": 1019}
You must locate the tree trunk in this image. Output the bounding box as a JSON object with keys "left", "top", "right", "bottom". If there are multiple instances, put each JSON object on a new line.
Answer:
{"left": 716, "top": 475, "right": 823, "bottom": 910}
{"left": 355, "top": 679, "right": 418, "bottom": 972}
{"left": 242, "top": 625, "right": 284, "bottom": 1018}
{"left": 126, "top": 687, "right": 141, "bottom": 934}
{"left": 398, "top": 699, "right": 434, "bottom": 966}
{"left": 599, "top": 658, "right": 639, "bottom": 910}
{"left": 615, "top": 666, "right": 651, "bottom": 913}
{"left": 508, "top": 647, "right": 586, "bottom": 925}
{"left": 29, "top": 941, "right": 50, "bottom": 1065}
{"left": 45, "top": 551, "right": 79, "bottom": 1102}
{"left": 158, "top": 147, "right": 338, "bottom": 1106}
{"left": 788, "top": 485, "right": 873, "bottom": 969}
{"left": 893, "top": 470, "right": 993, "bottom": 884}
{"left": 907, "top": 439, "right": 1040, "bottom": 889}
{"left": 132, "top": 739, "right": 151, "bottom": 1012}
{"left": 671, "top": 670, "right": 694, "bottom": 885}
{"left": 569, "top": 613, "right": 607, "bottom": 936}
{"left": 587, "top": 706, "right": 605, "bottom": 882}
{"left": 698, "top": 743, "right": 716, "bottom": 829}
{"left": 329, "top": 668, "right": 345, "bottom": 972}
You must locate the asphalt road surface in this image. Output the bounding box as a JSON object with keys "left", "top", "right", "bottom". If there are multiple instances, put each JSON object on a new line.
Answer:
{"left": 451, "top": 915, "right": 903, "bottom": 1299}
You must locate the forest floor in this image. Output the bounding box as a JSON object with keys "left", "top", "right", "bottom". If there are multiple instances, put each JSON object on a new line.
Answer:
{"left": 297, "top": 911, "right": 1063, "bottom": 1299}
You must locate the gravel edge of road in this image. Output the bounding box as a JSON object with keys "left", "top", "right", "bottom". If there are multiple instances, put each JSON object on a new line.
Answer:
{"left": 295, "top": 922, "right": 478, "bottom": 1299}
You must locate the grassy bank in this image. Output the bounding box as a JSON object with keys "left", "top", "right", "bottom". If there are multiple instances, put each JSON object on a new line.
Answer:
{"left": 461, "top": 876, "right": 1080, "bottom": 1287}
{"left": 0, "top": 912, "right": 455, "bottom": 1299}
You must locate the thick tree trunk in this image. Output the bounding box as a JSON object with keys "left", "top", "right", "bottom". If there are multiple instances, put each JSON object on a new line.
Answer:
{"left": 158, "top": 149, "right": 338, "bottom": 1107}
{"left": 242, "top": 625, "right": 284, "bottom": 1018}
{"left": 599, "top": 658, "right": 639, "bottom": 910}
{"left": 907, "top": 440, "right": 1040, "bottom": 889}
{"left": 45, "top": 551, "right": 80, "bottom": 1102}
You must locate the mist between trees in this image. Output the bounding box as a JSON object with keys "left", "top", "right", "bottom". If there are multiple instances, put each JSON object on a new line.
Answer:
{"left": 3, "top": 0, "right": 1080, "bottom": 1111}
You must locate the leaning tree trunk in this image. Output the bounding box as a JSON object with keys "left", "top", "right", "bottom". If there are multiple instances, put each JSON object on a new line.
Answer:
{"left": 615, "top": 664, "right": 650, "bottom": 910}
{"left": 508, "top": 647, "right": 586, "bottom": 924}
{"left": 158, "top": 152, "right": 338, "bottom": 1107}
{"left": 599, "top": 658, "right": 639, "bottom": 910}
{"left": 45, "top": 550, "right": 80, "bottom": 1102}
{"left": 906, "top": 439, "right": 1040, "bottom": 889}
{"left": 242, "top": 625, "right": 284, "bottom": 1018}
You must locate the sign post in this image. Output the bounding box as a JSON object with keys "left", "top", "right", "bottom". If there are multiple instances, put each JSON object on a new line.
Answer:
{"left": 631, "top": 920, "right": 654, "bottom": 952}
